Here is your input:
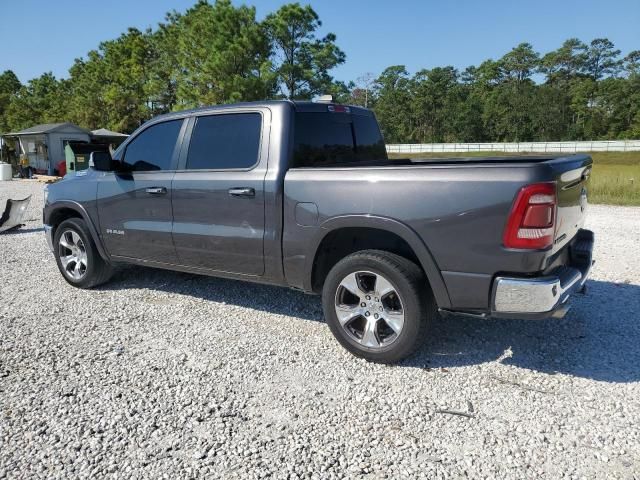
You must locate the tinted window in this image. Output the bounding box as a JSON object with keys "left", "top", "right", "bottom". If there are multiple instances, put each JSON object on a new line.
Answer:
{"left": 293, "top": 112, "right": 387, "bottom": 168}
{"left": 186, "top": 113, "right": 261, "bottom": 170}
{"left": 353, "top": 115, "right": 387, "bottom": 159}
{"left": 123, "top": 120, "right": 182, "bottom": 171}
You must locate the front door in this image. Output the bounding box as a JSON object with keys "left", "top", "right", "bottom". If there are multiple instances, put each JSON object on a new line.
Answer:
{"left": 171, "top": 111, "right": 267, "bottom": 276}
{"left": 97, "top": 118, "right": 185, "bottom": 263}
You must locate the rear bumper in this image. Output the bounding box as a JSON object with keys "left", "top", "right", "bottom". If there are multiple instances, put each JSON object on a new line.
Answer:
{"left": 491, "top": 229, "right": 594, "bottom": 319}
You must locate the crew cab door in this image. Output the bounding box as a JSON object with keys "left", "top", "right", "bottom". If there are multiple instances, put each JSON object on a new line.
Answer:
{"left": 171, "top": 110, "right": 268, "bottom": 276}
{"left": 97, "top": 118, "right": 186, "bottom": 263}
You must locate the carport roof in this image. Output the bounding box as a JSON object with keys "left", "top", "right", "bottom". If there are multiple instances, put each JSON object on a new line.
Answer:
{"left": 6, "top": 123, "right": 90, "bottom": 136}
{"left": 91, "top": 128, "right": 128, "bottom": 137}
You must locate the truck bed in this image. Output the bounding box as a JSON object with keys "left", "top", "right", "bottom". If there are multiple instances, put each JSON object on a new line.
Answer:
{"left": 283, "top": 154, "right": 592, "bottom": 312}
{"left": 400, "top": 155, "right": 569, "bottom": 165}
{"left": 297, "top": 154, "right": 586, "bottom": 168}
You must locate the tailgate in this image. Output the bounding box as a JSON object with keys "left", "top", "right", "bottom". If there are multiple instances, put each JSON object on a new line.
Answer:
{"left": 550, "top": 155, "right": 593, "bottom": 253}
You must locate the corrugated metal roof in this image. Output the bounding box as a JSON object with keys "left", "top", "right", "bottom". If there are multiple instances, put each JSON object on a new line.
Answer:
{"left": 6, "top": 123, "right": 89, "bottom": 136}
{"left": 91, "top": 128, "right": 129, "bottom": 137}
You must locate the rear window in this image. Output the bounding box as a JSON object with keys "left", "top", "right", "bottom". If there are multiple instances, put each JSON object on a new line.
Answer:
{"left": 293, "top": 111, "right": 387, "bottom": 167}
{"left": 186, "top": 113, "right": 261, "bottom": 170}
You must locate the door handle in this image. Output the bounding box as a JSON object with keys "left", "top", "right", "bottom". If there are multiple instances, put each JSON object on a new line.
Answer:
{"left": 228, "top": 187, "right": 255, "bottom": 197}
{"left": 145, "top": 187, "right": 167, "bottom": 195}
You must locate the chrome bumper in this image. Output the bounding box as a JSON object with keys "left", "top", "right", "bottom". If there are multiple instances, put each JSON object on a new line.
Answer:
{"left": 44, "top": 224, "right": 54, "bottom": 252}
{"left": 491, "top": 229, "right": 594, "bottom": 319}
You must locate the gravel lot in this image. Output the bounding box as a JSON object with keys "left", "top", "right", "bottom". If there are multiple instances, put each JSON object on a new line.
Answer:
{"left": 1, "top": 180, "right": 639, "bottom": 479}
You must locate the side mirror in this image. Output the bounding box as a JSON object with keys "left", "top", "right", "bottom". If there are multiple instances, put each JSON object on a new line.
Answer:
{"left": 90, "top": 151, "right": 113, "bottom": 171}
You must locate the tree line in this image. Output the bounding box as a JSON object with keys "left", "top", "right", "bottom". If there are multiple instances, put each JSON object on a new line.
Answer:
{"left": 0, "top": 0, "right": 638, "bottom": 144}
{"left": 365, "top": 39, "right": 640, "bottom": 143}
{"left": 0, "top": 0, "right": 345, "bottom": 134}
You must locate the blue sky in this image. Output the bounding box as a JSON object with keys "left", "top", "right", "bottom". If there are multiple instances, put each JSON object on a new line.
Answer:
{"left": 1, "top": 0, "right": 638, "bottom": 84}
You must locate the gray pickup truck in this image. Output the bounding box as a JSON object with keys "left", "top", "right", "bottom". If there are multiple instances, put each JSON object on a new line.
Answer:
{"left": 43, "top": 100, "right": 594, "bottom": 363}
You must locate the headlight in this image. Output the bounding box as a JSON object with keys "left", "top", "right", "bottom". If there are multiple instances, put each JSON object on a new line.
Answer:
{"left": 43, "top": 186, "right": 49, "bottom": 205}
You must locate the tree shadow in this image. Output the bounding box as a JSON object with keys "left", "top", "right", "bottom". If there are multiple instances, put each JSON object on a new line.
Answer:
{"left": 101, "top": 267, "right": 640, "bottom": 383}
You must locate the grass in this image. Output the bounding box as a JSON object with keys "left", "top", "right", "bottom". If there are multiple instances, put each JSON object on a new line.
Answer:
{"left": 387, "top": 151, "right": 640, "bottom": 206}
{"left": 588, "top": 164, "right": 640, "bottom": 205}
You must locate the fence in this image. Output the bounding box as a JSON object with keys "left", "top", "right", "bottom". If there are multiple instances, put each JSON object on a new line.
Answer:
{"left": 386, "top": 140, "right": 640, "bottom": 154}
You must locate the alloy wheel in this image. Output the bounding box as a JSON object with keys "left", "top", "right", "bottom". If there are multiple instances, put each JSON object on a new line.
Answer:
{"left": 334, "top": 270, "right": 405, "bottom": 349}
{"left": 58, "top": 230, "right": 88, "bottom": 280}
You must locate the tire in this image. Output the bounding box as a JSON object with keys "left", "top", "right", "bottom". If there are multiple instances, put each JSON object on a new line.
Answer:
{"left": 53, "top": 218, "right": 113, "bottom": 289}
{"left": 322, "top": 249, "right": 436, "bottom": 363}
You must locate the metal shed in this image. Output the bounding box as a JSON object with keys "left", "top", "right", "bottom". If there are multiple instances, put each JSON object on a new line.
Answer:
{"left": 4, "top": 123, "right": 91, "bottom": 175}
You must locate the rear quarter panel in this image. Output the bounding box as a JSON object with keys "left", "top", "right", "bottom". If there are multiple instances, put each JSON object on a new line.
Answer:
{"left": 283, "top": 163, "right": 556, "bottom": 310}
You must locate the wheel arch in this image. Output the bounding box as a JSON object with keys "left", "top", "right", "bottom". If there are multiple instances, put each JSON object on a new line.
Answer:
{"left": 45, "top": 201, "right": 109, "bottom": 261}
{"left": 306, "top": 215, "right": 451, "bottom": 309}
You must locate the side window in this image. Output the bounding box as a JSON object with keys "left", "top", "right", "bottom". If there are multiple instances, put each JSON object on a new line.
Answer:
{"left": 186, "top": 113, "right": 261, "bottom": 170}
{"left": 122, "top": 119, "right": 182, "bottom": 171}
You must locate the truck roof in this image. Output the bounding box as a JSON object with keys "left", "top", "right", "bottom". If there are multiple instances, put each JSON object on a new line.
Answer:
{"left": 150, "top": 100, "right": 373, "bottom": 123}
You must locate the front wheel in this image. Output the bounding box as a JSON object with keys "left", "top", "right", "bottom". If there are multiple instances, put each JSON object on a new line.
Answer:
{"left": 322, "top": 250, "right": 436, "bottom": 363}
{"left": 53, "top": 218, "right": 113, "bottom": 288}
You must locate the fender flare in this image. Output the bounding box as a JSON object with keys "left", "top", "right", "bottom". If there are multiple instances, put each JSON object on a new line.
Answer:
{"left": 44, "top": 200, "right": 110, "bottom": 262}
{"left": 304, "top": 214, "right": 451, "bottom": 309}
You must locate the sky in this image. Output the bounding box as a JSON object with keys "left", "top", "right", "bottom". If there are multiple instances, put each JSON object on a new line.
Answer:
{"left": 1, "top": 0, "right": 639, "bottom": 84}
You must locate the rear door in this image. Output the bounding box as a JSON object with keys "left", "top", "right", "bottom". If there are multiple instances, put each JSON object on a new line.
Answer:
{"left": 171, "top": 109, "right": 269, "bottom": 275}
{"left": 97, "top": 118, "right": 185, "bottom": 263}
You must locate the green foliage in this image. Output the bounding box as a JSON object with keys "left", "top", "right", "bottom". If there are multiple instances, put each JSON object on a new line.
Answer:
{"left": 370, "top": 66, "right": 413, "bottom": 143}
{"left": 96, "top": 29, "right": 153, "bottom": 132}
{"left": 584, "top": 38, "right": 622, "bottom": 80}
{"left": 169, "top": 0, "right": 276, "bottom": 108}
{"left": 4, "top": 73, "right": 69, "bottom": 131}
{"left": 39, "top": 27, "right": 154, "bottom": 133}
{"left": 264, "top": 2, "right": 345, "bottom": 98}
{"left": 0, "top": 1, "right": 344, "bottom": 133}
{"left": 500, "top": 43, "right": 540, "bottom": 83}
{"left": 371, "top": 37, "right": 639, "bottom": 143}
{"left": 0, "top": 1, "right": 637, "bottom": 147}
{"left": 0, "top": 70, "right": 22, "bottom": 132}
{"left": 541, "top": 38, "right": 587, "bottom": 83}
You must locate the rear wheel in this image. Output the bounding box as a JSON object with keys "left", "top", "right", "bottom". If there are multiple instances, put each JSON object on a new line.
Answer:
{"left": 54, "top": 218, "right": 113, "bottom": 288}
{"left": 322, "top": 250, "right": 436, "bottom": 363}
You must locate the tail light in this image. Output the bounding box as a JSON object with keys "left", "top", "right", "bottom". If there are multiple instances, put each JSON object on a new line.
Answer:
{"left": 503, "top": 182, "right": 557, "bottom": 249}
{"left": 327, "top": 105, "right": 350, "bottom": 113}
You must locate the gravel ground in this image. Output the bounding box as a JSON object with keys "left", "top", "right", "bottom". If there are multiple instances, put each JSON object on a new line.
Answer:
{"left": 1, "top": 180, "right": 639, "bottom": 479}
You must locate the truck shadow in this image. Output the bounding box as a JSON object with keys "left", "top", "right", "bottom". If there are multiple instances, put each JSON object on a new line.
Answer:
{"left": 411, "top": 279, "right": 640, "bottom": 383}
{"left": 102, "top": 266, "right": 325, "bottom": 323}
{"left": 103, "top": 269, "right": 639, "bottom": 383}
